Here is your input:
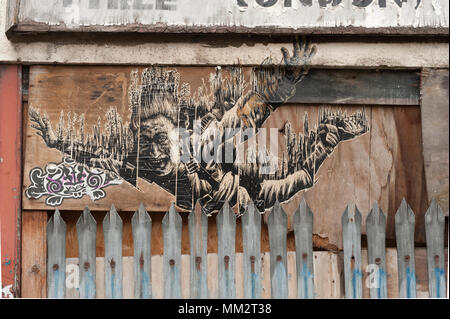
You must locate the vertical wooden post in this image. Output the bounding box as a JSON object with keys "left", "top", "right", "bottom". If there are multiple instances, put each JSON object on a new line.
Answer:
{"left": 76, "top": 207, "right": 97, "bottom": 299}
{"left": 425, "top": 200, "right": 446, "bottom": 298}
{"left": 366, "top": 201, "right": 387, "bottom": 299}
{"left": 21, "top": 211, "right": 47, "bottom": 298}
{"left": 0, "top": 65, "right": 22, "bottom": 298}
{"left": 103, "top": 205, "right": 123, "bottom": 299}
{"left": 162, "top": 203, "right": 182, "bottom": 299}
{"left": 47, "top": 209, "right": 66, "bottom": 298}
{"left": 267, "top": 201, "right": 288, "bottom": 299}
{"left": 242, "top": 201, "right": 262, "bottom": 299}
{"left": 188, "top": 201, "right": 208, "bottom": 299}
{"left": 294, "top": 199, "right": 314, "bottom": 299}
{"left": 131, "top": 203, "right": 152, "bottom": 299}
{"left": 342, "top": 202, "right": 362, "bottom": 299}
{"left": 217, "top": 201, "right": 236, "bottom": 299}
{"left": 395, "top": 198, "right": 417, "bottom": 298}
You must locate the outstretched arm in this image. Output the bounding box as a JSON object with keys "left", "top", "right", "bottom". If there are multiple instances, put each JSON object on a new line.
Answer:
{"left": 216, "top": 37, "right": 316, "bottom": 137}
{"left": 29, "top": 106, "right": 122, "bottom": 175}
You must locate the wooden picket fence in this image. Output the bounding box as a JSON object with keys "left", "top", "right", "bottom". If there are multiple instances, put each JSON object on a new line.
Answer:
{"left": 45, "top": 199, "right": 447, "bottom": 299}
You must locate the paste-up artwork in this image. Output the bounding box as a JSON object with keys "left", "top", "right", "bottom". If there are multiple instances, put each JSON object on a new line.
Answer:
{"left": 26, "top": 38, "right": 369, "bottom": 214}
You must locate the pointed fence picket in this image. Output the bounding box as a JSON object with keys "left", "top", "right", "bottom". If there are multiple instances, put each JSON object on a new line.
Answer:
{"left": 103, "top": 205, "right": 123, "bottom": 299}
{"left": 366, "top": 201, "right": 387, "bottom": 299}
{"left": 76, "top": 207, "right": 97, "bottom": 299}
{"left": 162, "top": 203, "right": 182, "bottom": 299}
{"left": 131, "top": 203, "right": 152, "bottom": 299}
{"left": 294, "top": 199, "right": 314, "bottom": 299}
{"left": 241, "top": 202, "right": 262, "bottom": 299}
{"left": 217, "top": 201, "right": 237, "bottom": 299}
{"left": 188, "top": 201, "right": 208, "bottom": 299}
{"left": 425, "top": 200, "right": 446, "bottom": 298}
{"left": 267, "top": 201, "right": 288, "bottom": 299}
{"left": 46, "top": 199, "right": 447, "bottom": 299}
{"left": 342, "top": 203, "right": 363, "bottom": 299}
{"left": 395, "top": 199, "right": 417, "bottom": 298}
{"left": 47, "top": 209, "right": 66, "bottom": 299}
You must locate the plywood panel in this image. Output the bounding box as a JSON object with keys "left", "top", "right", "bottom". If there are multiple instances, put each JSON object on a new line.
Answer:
{"left": 21, "top": 211, "right": 47, "bottom": 298}
{"left": 23, "top": 65, "right": 428, "bottom": 249}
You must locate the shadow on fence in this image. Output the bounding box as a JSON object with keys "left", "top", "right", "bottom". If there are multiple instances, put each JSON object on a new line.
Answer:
{"left": 46, "top": 198, "right": 447, "bottom": 299}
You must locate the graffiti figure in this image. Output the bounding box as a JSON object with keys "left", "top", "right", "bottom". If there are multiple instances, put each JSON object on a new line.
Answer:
{"left": 28, "top": 38, "right": 369, "bottom": 213}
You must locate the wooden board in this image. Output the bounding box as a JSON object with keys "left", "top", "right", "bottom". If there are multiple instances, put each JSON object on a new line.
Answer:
{"left": 0, "top": 65, "right": 22, "bottom": 298}
{"left": 292, "top": 69, "right": 420, "bottom": 106}
{"left": 21, "top": 211, "right": 47, "bottom": 298}
{"left": 22, "top": 65, "right": 429, "bottom": 249}
{"left": 421, "top": 69, "right": 449, "bottom": 216}
{"left": 7, "top": 0, "right": 449, "bottom": 37}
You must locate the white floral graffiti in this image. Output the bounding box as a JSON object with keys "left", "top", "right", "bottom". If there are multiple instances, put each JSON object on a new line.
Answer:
{"left": 25, "top": 157, "right": 122, "bottom": 206}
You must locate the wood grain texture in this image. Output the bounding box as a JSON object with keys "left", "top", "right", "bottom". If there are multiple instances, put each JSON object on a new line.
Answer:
{"left": 217, "top": 201, "right": 236, "bottom": 299}
{"left": 267, "top": 201, "right": 288, "bottom": 299}
{"left": 421, "top": 69, "right": 449, "bottom": 216}
{"left": 76, "top": 207, "right": 97, "bottom": 298}
{"left": 293, "top": 199, "right": 314, "bottom": 299}
{"left": 162, "top": 203, "right": 182, "bottom": 299}
{"left": 395, "top": 199, "right": 416, "bottom": 298}
{"left": 342, "top": 203, "right": 362, "bottom": 299}
{"left": 424, "top": 200, "right": 446, "bottom": 298}
{"left": 241, "top": 202, "right": 262, "bottom": 299}
{"left": 46, "top": 209, "right": 66, "bottom": 298}
{"left": 292, "top": 69, "right": 420, "bottom": 106}
{"left": 21, "top": 211, "right": 47, "bottom": 298}
{"left": 188, "top": 201, "right": 208, "bottom": 299}
{"left": 23, "top": 66, "right": 428, "bottom": 253}
{"left": 0, "top": 65, "right": 22, "bottom": 298}
{"left": 131, "top": 203, "right": 152, "bottom": 299}
{"left": 366, "top": 201, "right": 387, "bottom": 298}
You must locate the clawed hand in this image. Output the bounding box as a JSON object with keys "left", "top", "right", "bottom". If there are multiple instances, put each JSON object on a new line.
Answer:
{"left": 281, "top": 36, "right": 317, "bottom": 83}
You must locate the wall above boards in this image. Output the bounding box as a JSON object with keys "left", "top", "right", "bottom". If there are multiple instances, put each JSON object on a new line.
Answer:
{"left": 6, "top": 0, "right": 449, "bottom": 37}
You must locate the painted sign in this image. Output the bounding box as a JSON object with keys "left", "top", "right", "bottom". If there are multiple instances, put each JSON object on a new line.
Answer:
{"left": 8, "top": 0, "right": 449, "bottom": 34}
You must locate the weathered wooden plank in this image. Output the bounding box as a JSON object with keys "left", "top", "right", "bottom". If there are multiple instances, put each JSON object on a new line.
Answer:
{"left": 313, "top": 252, "right": 342, "bottom": 299}
{"left": 47, "top": 209, "right": 66, "bottom": 298}
{"left": 291, "top": 69, "right": 420, "bottom": 106}
{"left": 395, "top": 199, "right": 417, "bottom": 298}
{"left": 103, "top": 204, "right": 123, "bottom": 299}
{"left": 294, "top": 199, "right": 314, "bottom": 299}
{"left": 21, "top": 211, "right": 48, "bottom": 298}
{"left": 267, "top": 200, "right": 288, "bottom": 299}
{"left": 425, "top": 200, "right": 447, "bottom": 298}
{"left": 421, "top": 69, "right": 449, "bottom": 216}
{"left": 342, "top": 202, "right": 362, "bottom": 299}
{"left": 0, "top": 64, "right": 22, "bottom": 298}
{"left": 241, "top": 201, "right": 262, "bottom": 299}
{"left": 76, "top": 207, "right": 97, "bottom": 299}
{"left": 217, "top": 201, "right": 236, "bottom": 299}
{"left": 366, "top": 201, "right": 387, "bottom": 299}
{"left": 131, "top": 203, "right": 152, "bottom": 299}
{"left": 162, "top": 203, "right": 182, "bottom": 299}
{"left": 188, "top": 201, "right": 208, "bottom": 299}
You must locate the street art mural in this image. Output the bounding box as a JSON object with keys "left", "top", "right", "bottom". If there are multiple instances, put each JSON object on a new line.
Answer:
{"left": 25, "top": 38, "right": 369, "bottom": 214}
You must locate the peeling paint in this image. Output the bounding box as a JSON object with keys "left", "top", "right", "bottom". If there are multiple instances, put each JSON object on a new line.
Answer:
{"left": 1, "top": 284, "right": 14, "bottom": 299}
{"left": 15, "top": 0, "right": 449, "bottom": 30}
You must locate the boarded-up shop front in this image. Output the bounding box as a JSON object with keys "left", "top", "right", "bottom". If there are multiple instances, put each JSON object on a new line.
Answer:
{"left": 1, "top": 0, "right": 448, "bottom": 299}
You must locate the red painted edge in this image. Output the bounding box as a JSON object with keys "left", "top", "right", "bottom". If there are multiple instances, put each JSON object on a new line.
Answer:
{"left": 0, "top": 65, "right": 22, "bottom": 298}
